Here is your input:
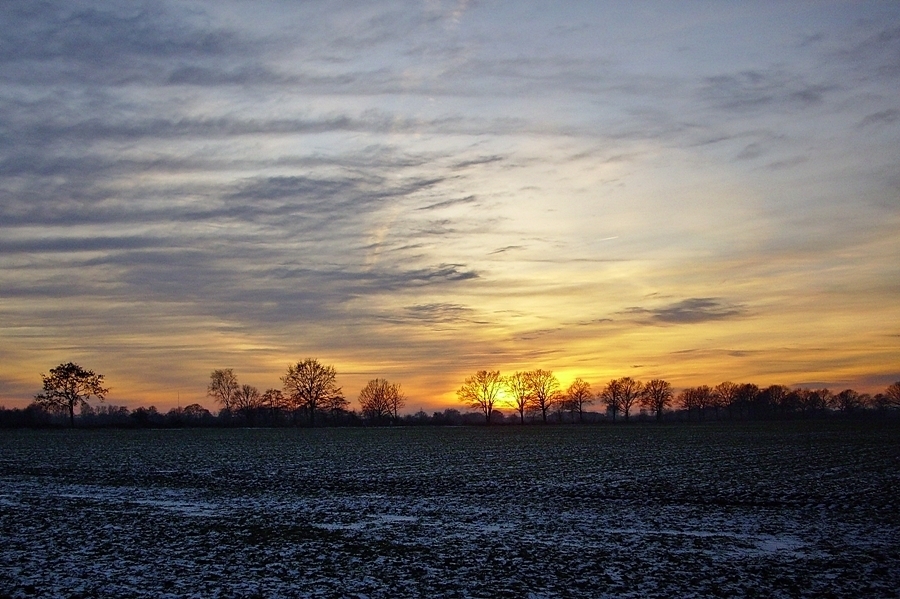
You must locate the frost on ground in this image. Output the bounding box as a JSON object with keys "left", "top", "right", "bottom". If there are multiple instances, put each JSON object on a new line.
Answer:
{"left": 1, "top": 423, "right": 898, "bottom": 598}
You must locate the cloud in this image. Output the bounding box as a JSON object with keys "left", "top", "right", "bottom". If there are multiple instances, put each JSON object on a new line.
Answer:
{"left": 0, "top": 2, "right": 249, "bottom": 85}
{"left": 417, "top": 196, "right": 477, "bottom": 211}
{"left": 699, "top": 69, "right": 835, "bottom": 112}
{"left": 858, "top": 109, "right": 900, "bottom": 128}
{"left": 0, "top": 235, "right": 164, "bottom": 254}
{"left": 838, "top": 23, "right": 900, "bottom": 80}
{"left": 489, "top": 245, "right": 524, "bottom": 255}
{"left": 382, "top": 303, "right": 487, "bottom": 327}
{"left": 623, "top": 298, "right": 747, "bottom": 325}
{"left": 452, "top": 156, "right": 504, "bottom": 170}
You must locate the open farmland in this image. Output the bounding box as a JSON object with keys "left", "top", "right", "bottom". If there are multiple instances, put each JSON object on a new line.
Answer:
{"left": 1, "top": 423, "right": 898, "bottom": 598}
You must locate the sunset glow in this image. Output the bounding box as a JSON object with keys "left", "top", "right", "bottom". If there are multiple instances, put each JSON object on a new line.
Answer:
{"left": 1, "top": 2, "right": 898, "bottom": 412}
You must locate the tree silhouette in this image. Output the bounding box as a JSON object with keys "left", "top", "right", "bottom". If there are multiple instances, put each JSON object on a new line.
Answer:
{"left": 885, "top": 381, "right": 900, "bottom": 408}
{"left": 679, "top": 386, "right": 713, "bottom": 421}
{"left": 323, "top": 392, "right": 350, "bottom": 419}
{"left": 565, "top": 378, "right": 593, "bottom": 423}
{"left": 457, "top": 370, "right": 503, "bottom": 424}
{"left": 208, "top": 369, "right": 240, "bottom": 411}
{"left": 755, "top": 385, "right": 790, "bottom": 419}
{"left": 830, "top": 389, "right": 862, "bottom": 414}
{"left": 601, "top": 379, "right": 623, "bottom": 422}
{"left": 35, "top": 362, "right": 108, "bottom": 427}
{"left": 732, "top": 383, "right": 760, "bottom": 420}
{"left": 603, "top": 377, "right": 641, "bottom": 422}
{"left": 359, "top": 378, "right": 405, "bottom": 423}
{"left": 359, "top": 379, "right": 392, "bottom": 421}
{"left": 795, "top": 388, "right": 830, "bottom": 416}
{"left": 524, "top": 369, "right": 560, "bottom": 424}
{"left": 713, "top": 382, "right": 740, "bottom": 419}
{"left": 261, "top": 388, "right": 287, "bottom": 422}
{"left": 389, "top": 383, "right": 406, "bottom": 421}
{"left": 618, "top": 377, "right": 642, "bottom": 421}
{"left": 640, "top": 379, "right": 673, "bottom": 421}
{"left": 779, "top": 387, "right": 804, "bottom": 416}
{"left": 281, "top": 359, "right": 343, "bottom": 426}
{"left": 504, "top": 371, "right": 532, "bottom": 424}
{"left": 811, "top": 388, "right": 831, "bottom": 414}
{"left": 181, "top": 403, "right": 212, "bottom": 425}
{"left": 233, "top": 384, "right": 263, "bottom": 425}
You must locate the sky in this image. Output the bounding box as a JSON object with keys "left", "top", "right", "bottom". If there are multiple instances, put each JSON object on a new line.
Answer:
{"left": 1, "top": 1, "right": 899, "bottom": 413}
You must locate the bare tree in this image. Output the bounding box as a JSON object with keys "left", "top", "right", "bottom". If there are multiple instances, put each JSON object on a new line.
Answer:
{"left": 640, "top": 379, "right": 673, "bottom": 421}
{"left": 261, "top": 387, "right": 287, "bottom": 409}
{"left": 779, "top": 388, "right": 804, "bottom": 415}
{"left": 601, "top": 379, "right": 623, "bottom": 422}
{"left": 360, "top": 379, "right": 392, "bottom": 421}
{"left": 457, "top": 370, "right": 503, "bottom": 424}
{"left": 713, "top": 381, "right": 740, "bottom": 419}
{"left": 885, "top": 381, "right": 900, "bottom": 408}
{"left": 359, "top": 378, "right": 404, "bottom": 423}
{"left": 871, "top": 392, "right": 892, "bottom": 412}
{"left": 565, "top": 378, "right": 593, "bottom": 423}
{"left": 208, "top": 369, "right": 240, "bottom": 411}
{"left": 679, "top": 385, "right": 713, "bottom": 420}
{"left": 281, "top": 358, "right": 344, "bottom": 426}
{"left": 233, "top": 384, "right": 263, "bottom": 424}
{"left": 732, "top": 383, "right": 760, "bottom": 420}
{"left": 756, "top": 384, "right": 790, "bottom": 418}
{"left": 618, "top": 377, "right": 643, "bottom": 421}
{"left": 679, "top": 387, "right": 697, "bottom": 418}
{"left": 830, "top": 389, "right": 862, "bottom": 414}
{"left": 322, "top": 392, "right": 350, "bottom": 418}
{"left": 524, "top": 369, "right": 560, "bottom": 424}
{"left": 602, "top": 377, "right": 642, "bottom": 422}
{"left": 389, "top": 383, "right": 406, "bottom": 421}
{"left": 260, "top": 388, "right": 287, "bottom": 424}
{"left": 505, "top": 371, "right": 532, "bottom": 424}
{"left": 35, "top": 362, "right": 109, "bottom": 427}
{"left": 794, "top": 387, "right": 830, "bottom": 416}
{"left": 182, "top": 403, "right": 212, "bottom": 424}
{"left": 261, "top": 388, "right": 286, "bottom": 408}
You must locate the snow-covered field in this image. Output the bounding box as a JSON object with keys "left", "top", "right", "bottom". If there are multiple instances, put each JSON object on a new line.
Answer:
{"left": 1, "top": 423, "right": 898, "bottom": 598}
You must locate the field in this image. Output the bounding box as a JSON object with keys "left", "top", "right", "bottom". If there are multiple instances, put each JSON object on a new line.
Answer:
{"left": 1, "top": 423, "right": 898, "bottom": 598}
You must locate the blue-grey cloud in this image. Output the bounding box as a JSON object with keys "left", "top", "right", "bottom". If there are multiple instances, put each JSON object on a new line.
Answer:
{"left": 417, "top": 196, "right": 477, "bottom": 211}
{"left": 838, "top": 23, "right": 900, "bottom": 80}
{"left": 0, "top": 2, "right": 253, "bottom": 84}
{"left": 378, "top": 303, "right": 489, "bottom": 327}
{"left": 699, "top": 70, "right": 835, "bottom": 113}
{"left": 0, "top": 235, "right": 164, "bottom": 254}
{"left": 623, "top": 298, "right": 747, "bottom": 325}
{"left": 858, "top": 109, "right": 900, "bottom": 128}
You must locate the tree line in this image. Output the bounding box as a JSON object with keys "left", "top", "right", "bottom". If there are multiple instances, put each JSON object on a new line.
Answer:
{"left": 4, "top": 360, "right": 899, "bottom": 428}
{"left": 459, "top": 369, "right": 900, "bottom": 424}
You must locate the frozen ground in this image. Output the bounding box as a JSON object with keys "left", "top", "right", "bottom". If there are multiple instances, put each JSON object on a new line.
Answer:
{"left": 1, "top": 423, "right": 898, "bottom": 598}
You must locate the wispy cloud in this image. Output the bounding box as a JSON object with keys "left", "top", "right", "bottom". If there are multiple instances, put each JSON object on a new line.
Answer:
{"left": 858, "top": 109, "right": 900, "bottom": 128}
{"left": 622, "top": 299, "right": 747, "bottom": 325}
{"left": 699, "top": 70, "right": 835, "bottom": 113}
